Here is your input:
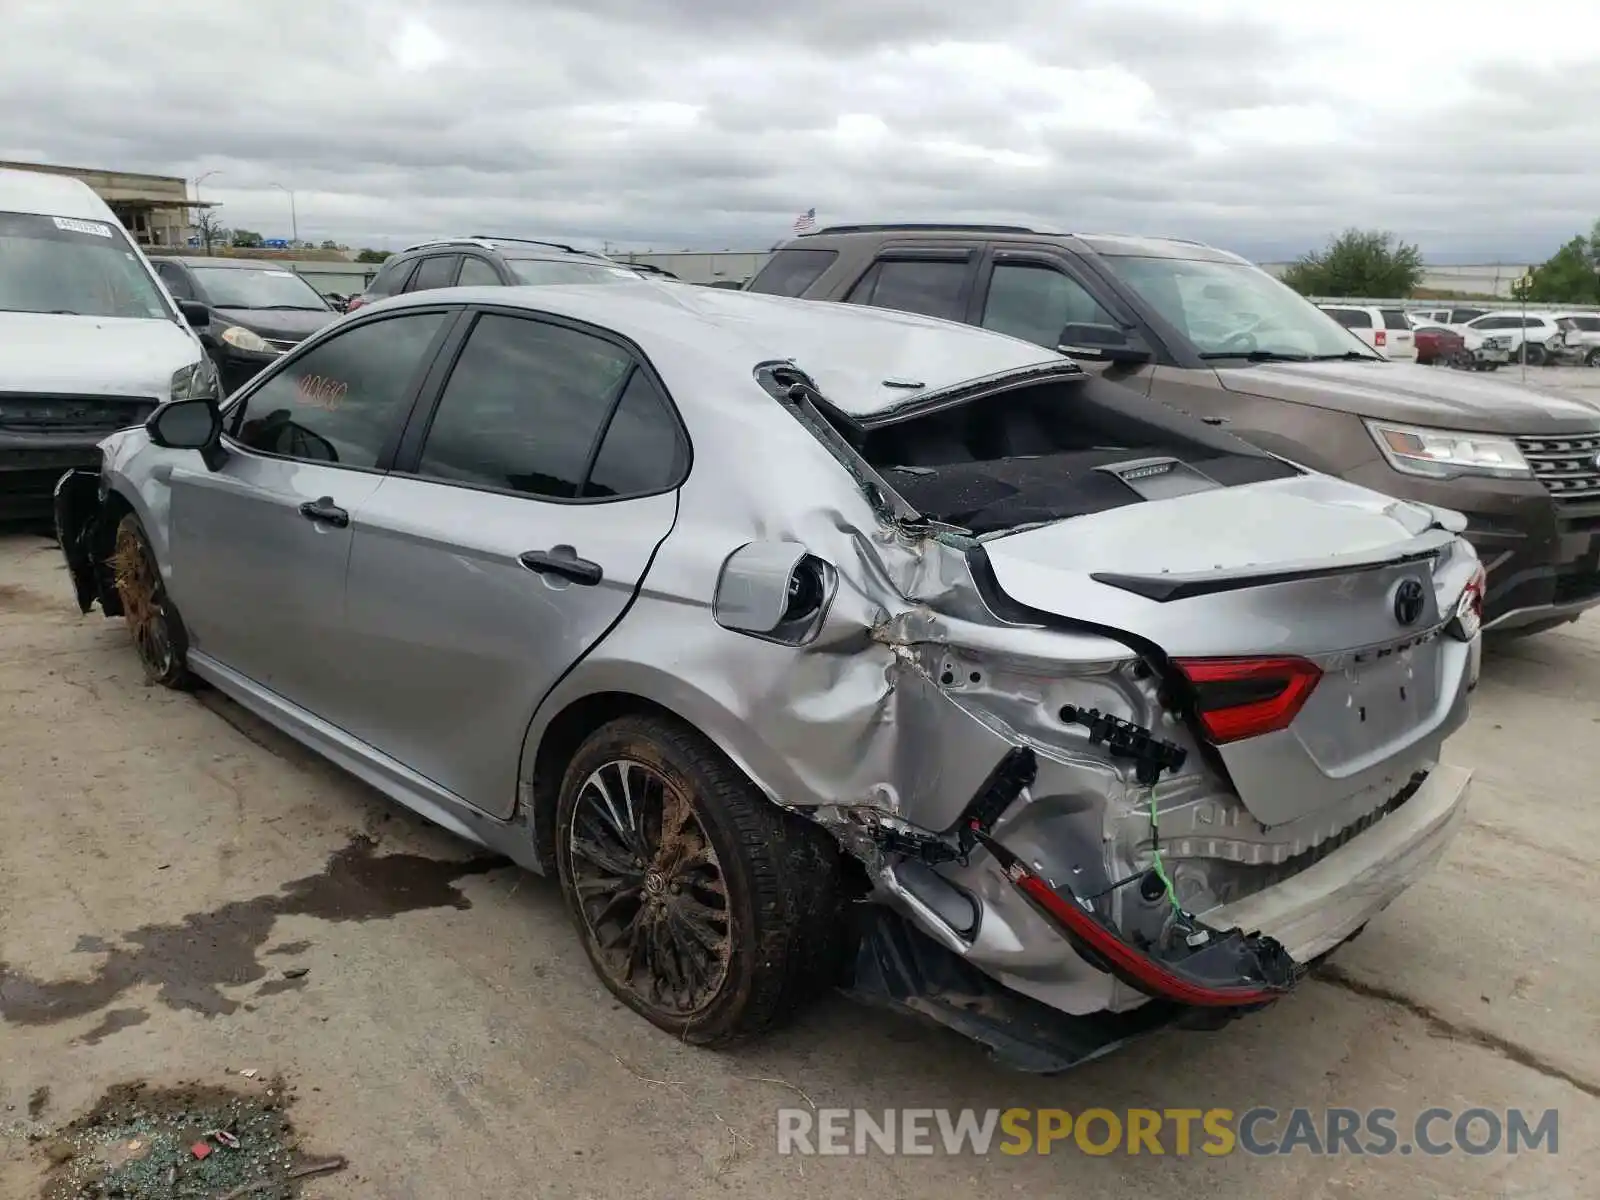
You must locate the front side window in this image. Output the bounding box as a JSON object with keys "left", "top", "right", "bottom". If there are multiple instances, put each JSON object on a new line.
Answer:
{"left": 745, "top": 248, "right": 838, "bottom": 297}
{"left": 415, "top": 314, "right": 636, "bottom": 499}
{"left": 1101, "top": 254, "right": 1376, "bottom": 359}
{"left": 190, "top": 266, "right": 327, "bottom": 311}
{"left": 232, "top": 312, "right": 446, "bottom": 468}
{"left": 456, "top": 256, "right": 501, "bottom": 287}
{"left": 846, "top": 258, "right": 969, "bottom": 322}
{"left": 0, "top": 211, "right": 169, "bottom": 319}
{"left": 981, "top": 262, "right": 1115, "bottom": 347}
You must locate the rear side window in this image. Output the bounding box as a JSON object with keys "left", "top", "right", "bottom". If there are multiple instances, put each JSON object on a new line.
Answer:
{"left": 745, "top": 248, "right": 838, "bottom": 297}
{"left": 583, "top": 369, "right": 687, "bottom": 498}
{"left": 366, "top": 256, "right": 415, "bottom": 298}
{"left": 407, "top": 255, "right": 460, "bottom": 293}
{"left": 1381, "top": 310, "right": 1410, "bottom": 331}
{"left": 416, "top": 314, "right": 635, "bottom": 499}
{"left": 1325, "top": 308, "right": 1372, "bottom": 329}
{"left": 456, "top": 256, "right": 501, "bottom": 287}
{"left": 846, "top": 258, "right": 969, "bottom": 322}
{"left": 1571, "top": 316, "right": 1600, "bottom": 332}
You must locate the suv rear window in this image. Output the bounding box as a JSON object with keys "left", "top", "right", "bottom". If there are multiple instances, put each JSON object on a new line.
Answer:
{"left": 745, "top": 248, "right": 838, "bottom": 298}
{"left": 1326, "top": 308, "right": 1372, "bottom": 329}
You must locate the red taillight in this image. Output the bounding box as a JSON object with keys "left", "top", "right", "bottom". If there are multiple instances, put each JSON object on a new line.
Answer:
{"left": 1375, "top": 330, "right": 1387, "bottom": 346}
{"left": 1173, "top": 656, "right": 1322, "bottom": 744}
{"left": 346, "top": 295, "right": 367, "bottom": 311}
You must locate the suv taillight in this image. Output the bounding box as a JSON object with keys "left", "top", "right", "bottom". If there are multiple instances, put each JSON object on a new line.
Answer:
{"left": 346, "top": 295, "right": 368, "bottom": 311}
{"left": 1173, "top": 656, "right": 1322, "bottom": 744}
{"left": 1375, "top": 330, "right": 1387, "bottom": 346}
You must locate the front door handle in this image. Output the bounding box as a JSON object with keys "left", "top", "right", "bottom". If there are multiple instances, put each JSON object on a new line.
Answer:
{"left": 519, "top": 545, "right": 603, "bottom": 586}
{"left": 298, "top": 497, "right": 349, "bottom": 528}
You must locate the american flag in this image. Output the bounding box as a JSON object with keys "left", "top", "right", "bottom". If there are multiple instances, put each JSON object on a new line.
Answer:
{"left": 793, "top": 207, "right": 817, "bottom": 234}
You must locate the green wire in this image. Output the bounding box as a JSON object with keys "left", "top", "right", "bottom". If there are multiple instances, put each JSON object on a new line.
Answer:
{"left": 1147, "top": 786, "right": 1182, "bottom": 912}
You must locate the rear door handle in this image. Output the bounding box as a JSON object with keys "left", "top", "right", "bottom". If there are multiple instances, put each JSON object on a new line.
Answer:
{"left": 298, "top": 497, "right": 349, "bottom": 528}
{"left": 519, "top": 545, "right": 603, "bottom": 586}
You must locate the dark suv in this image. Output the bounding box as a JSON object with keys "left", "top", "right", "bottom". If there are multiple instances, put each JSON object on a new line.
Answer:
{"left": 348, "top": 236, "right": 647, "bottom": 311}
{"left": 750, "top": 224, "right": 1600, "bottom": 635}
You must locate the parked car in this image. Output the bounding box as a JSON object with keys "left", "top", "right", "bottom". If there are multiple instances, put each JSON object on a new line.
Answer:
{"left": 1459, "top": 312, "right": 1561, "bottom": 365}
{"left": 151, "top": 257, "right": 341, "bottom": 394}
{"left": 1410, "top": 323, "right": 1467, "bottom": 366}
{"left": 347, "top": 236, "right": 648, "bottom": 311}
{"left": 0, "top": 166, "right": 216, "bottom": 520}
{"left": 751, "top": 224, "right": 1600, "bottom": 636}
{"left": 1318, "top": 304, "right": 1417, "bottom": 360}
{"left": 56, "top": 282, "right": 1480, "bottom": 1069}
{"left": 1408, "top": 306, "right": 1489, "bottom": 327}
{"left": 1545, "top": 313, "right": 1600, "bottom": 367}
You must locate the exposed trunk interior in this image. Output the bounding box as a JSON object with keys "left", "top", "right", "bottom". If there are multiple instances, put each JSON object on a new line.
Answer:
{"left": 826, "top": 376, "right": 1300, "bottom": 534}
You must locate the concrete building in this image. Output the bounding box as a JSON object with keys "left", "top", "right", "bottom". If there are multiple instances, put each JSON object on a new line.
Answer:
{"left": 0, "top": 159, "right": 196, "bottom": 247}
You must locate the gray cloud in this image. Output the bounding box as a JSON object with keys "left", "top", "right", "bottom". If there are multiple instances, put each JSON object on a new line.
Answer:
{"left": 2, "top": 0, "right": 1596, "bottom": 261}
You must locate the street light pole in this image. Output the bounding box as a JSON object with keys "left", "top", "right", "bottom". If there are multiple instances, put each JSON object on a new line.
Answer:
{"left": 195, "top": 169, "right": 222, "bottom": 253}
{"left": 270, "top": 183, "right": 298, "bottom": 247}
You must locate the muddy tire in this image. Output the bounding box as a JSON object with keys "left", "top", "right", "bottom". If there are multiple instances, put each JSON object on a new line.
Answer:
{"left": 555, "top": 714, "right": 843, "bottom": 1046}
{"left": 111, "top": 513, "right": 191, "bottom": 688}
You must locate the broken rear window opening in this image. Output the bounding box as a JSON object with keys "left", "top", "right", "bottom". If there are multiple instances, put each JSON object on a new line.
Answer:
{"left": 816, "top": 374, "right": 1301, "bottom": 536}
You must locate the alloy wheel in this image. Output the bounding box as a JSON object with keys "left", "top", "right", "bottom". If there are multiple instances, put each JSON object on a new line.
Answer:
{"left": 112, "top": 521, "right": 175, "bottom": 678}
{"left": 565, "top": 758, "right": 731, "bottom": 1017}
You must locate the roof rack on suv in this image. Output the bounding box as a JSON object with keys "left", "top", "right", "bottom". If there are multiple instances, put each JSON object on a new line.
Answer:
{"left": 402, "top": 236, "right": 499, "bottom": 253}
{"left": 804, "top": 223, "right": 1042, "bottom": 236}
{"left": 466, "top": 235, "right": 603, "bottom": 257}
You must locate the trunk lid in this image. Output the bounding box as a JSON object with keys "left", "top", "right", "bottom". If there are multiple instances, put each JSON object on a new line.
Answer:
{"left": 978, "top": 473, "right": 1477, "bottom": 826}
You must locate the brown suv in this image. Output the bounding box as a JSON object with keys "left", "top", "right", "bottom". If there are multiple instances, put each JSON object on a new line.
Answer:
{"left": 749, "top": 224, "right": 1600, "bottom": 634}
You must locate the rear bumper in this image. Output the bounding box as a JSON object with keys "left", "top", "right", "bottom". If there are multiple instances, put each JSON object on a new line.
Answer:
{"left": 1202, "top": 762, "right": 1471, "bottom": 962}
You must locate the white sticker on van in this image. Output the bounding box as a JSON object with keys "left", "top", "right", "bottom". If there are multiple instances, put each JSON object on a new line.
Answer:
{"left": 53, "top": 217, "right": 113, "bottom": 237}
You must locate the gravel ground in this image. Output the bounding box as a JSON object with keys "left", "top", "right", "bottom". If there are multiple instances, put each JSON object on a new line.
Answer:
{"left": 3, "top": 375, "right": 1599, "bottom": 1196}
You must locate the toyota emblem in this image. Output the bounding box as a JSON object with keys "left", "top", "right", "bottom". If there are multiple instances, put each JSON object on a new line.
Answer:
{"left": 1393, "top": 578, "right": 1426, "bottom": 626}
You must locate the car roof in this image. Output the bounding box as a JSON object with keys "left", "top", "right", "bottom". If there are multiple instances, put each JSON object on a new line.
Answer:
{"left": 786, "top": 224, "right": 1252, "bottom": 265}
{"left": 370, "top": 280, "right": 1064, "bottom": 419}
{"left": 0, "top": 166, "right": 116, "bottom": 220}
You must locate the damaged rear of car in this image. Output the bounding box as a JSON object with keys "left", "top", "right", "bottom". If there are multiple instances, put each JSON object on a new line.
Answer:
{"left": 56, "top": 284, "right": 1478, "bottom": 1070}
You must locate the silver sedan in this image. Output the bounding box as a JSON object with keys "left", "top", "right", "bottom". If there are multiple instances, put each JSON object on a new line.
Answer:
{"left": 57, "top": 280, "right": 1482, "bottom": 1070}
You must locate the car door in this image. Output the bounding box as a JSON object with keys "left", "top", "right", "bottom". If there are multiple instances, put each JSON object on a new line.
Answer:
{"left": 974, "top": 248, "right": 1155, "bottom": 391}
{"left": 164, "top": 308, "right": 456, "bottom": 720}
{"left": 337, "top": 308, "right": 686, "bottom": 817}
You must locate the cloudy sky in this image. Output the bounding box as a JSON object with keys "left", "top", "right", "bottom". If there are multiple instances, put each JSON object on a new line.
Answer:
{"left": 3, "top": 0, "right": 1597, "bottom": 262}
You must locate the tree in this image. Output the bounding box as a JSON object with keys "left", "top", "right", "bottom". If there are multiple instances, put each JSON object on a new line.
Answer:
{"left": 193, "top": 209, "right": 227, "bottom": 255}
{"left": 1281, "top": 229, "right": 1425, "bottom": 299}
{"left": 355, "top": 248, "right": 391, "bottom": 263}
{"left": 230, "top": 229, "right": 264, "bottom": 249}
{"left": 1521, "top": 234, "right": 1600, "bottom": 305}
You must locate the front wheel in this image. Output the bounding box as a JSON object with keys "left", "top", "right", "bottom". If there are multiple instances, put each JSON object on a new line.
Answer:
{"left": 1522, "top": 342, "right": 1546, "bottom": 366}
{"left": 111, "top": 513, "right": 191, "bottom": 688}
{"left": 555, "top": 715, "right": 843, "bottom": 1046}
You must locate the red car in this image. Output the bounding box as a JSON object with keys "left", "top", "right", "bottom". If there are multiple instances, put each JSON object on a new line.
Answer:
{"left": 1412, "top": 324, "right": 1466, "bottom": 365}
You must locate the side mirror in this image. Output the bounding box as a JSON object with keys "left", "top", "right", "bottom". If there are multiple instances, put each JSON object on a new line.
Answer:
{"left": 1058, "top": 322, "right": 1152, "bottom": 365}
{"left": 178, "top": 300, "right": 210, "bottom": 329}
{"left": 713, "top": 542, "right": 836, "bottom": 643}
{"left": 147, "top": 398, "right": 221, "bottom": 451}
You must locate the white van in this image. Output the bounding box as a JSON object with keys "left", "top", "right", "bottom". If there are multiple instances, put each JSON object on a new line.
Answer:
{"left": 0, "top": 166, "right": 217, "bottom": 519}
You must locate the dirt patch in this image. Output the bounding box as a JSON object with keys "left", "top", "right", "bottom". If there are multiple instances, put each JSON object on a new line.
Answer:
{"left": 33, "top": 1078, "right": 342, "bottom": 1200}
{"left": 28, "top": 1088, "right": 50, "bottom": 1120}
{"left": 0, "top": 836, "right": 504, "bottom": 1031}
{"left": 0, "top": 583, "right": 58, "bottom": 615}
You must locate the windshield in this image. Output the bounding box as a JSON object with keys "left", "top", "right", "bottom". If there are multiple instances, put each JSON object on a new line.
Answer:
{"left": 1100, "top": 254, "right": 1379, "bottom": 360}
{"left": 0, "top": 211, "right": 171, "bottom": 319}
{"left": 507, "top": 258, "right": 643, "bottom": 286}
{"left": 192, "top": 266, "right": 328, "bottom": 310}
